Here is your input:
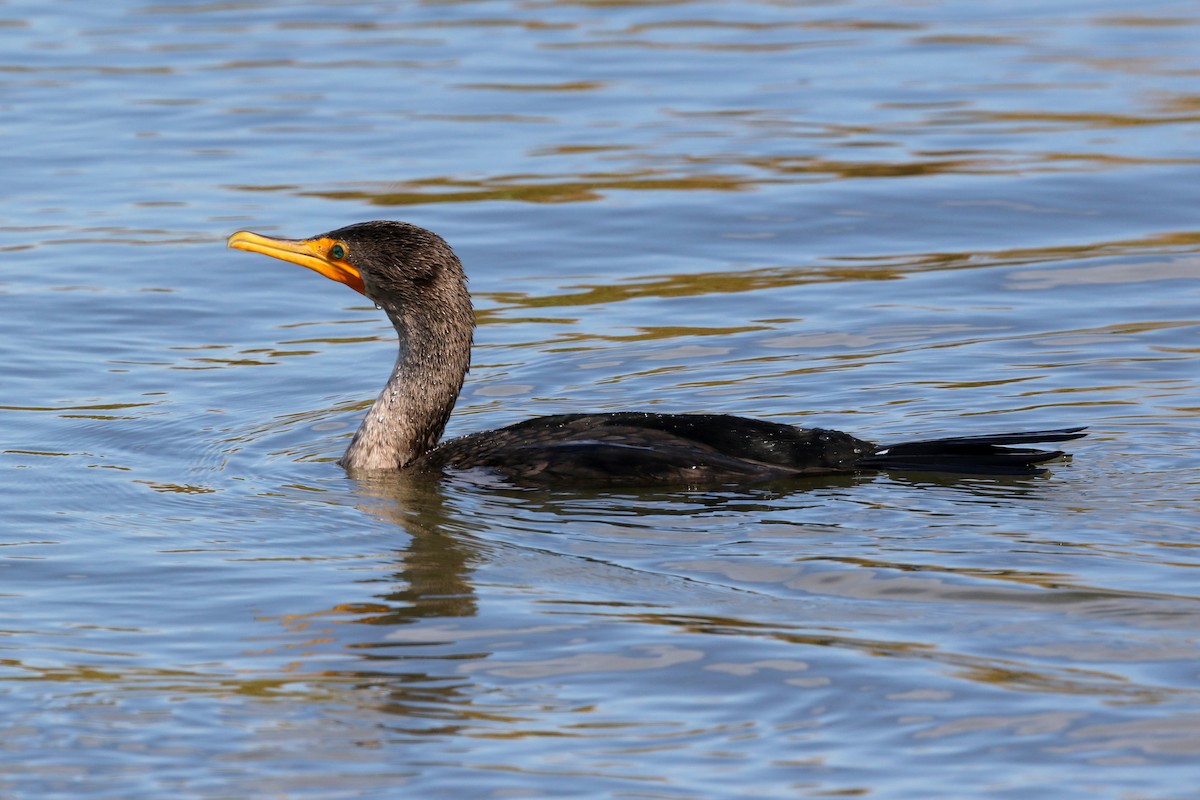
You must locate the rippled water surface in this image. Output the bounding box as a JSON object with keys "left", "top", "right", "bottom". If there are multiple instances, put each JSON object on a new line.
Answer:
{"left": 3, "top": 1, "right": 1200, "bottom": 797}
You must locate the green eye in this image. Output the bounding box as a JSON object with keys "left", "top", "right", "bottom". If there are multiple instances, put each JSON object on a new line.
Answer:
{"left": 330, "top": 243, "right": 347, "bottom": 260}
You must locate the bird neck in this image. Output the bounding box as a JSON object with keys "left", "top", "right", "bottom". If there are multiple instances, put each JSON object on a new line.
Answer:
{"left": 340, "top": 305, "right": 473, "bottom": 471}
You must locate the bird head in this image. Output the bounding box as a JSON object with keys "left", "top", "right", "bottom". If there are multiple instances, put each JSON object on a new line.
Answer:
{"left": 227, "top": 220, "right": 467, "bottom": 314}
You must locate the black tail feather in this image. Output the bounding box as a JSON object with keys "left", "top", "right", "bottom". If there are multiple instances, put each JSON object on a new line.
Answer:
{"left": 857, "top": 427, "right": 1087, "bottom": 475}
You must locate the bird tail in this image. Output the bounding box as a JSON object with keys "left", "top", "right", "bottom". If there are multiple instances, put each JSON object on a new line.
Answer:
{"left": 856, "top": 426, "right": 1087, "bottom": 475}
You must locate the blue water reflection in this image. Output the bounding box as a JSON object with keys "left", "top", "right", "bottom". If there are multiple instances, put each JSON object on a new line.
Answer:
{"left": 2, "top": 1, "right": 1199, "bottom": 797}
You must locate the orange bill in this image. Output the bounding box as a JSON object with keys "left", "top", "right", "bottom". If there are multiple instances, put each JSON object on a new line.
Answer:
{"left": 227, "top": 231, "right": 366, "bottom": 296}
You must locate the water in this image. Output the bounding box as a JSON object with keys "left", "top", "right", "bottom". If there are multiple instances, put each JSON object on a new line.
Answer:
{"left": 3, "top": 1, "right": 1199, "bottom": 797}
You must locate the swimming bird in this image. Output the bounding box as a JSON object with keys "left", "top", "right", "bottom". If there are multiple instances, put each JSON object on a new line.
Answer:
{"left": 227, "top": 220, "right": 1085, "bottom": 485}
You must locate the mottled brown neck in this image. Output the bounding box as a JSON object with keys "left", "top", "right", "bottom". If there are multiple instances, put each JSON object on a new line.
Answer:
{"left": 340, "top": 287, "right": 474, "bottom": 471}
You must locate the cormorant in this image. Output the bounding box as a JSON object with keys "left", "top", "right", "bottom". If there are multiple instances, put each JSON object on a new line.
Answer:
{"left": 227, "top": 220, "right": 1085, "bottom": 485}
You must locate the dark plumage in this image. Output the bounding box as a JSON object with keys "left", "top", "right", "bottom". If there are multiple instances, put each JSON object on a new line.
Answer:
{"left": 227, "top": 220, "right": 1086, "bottom": 485}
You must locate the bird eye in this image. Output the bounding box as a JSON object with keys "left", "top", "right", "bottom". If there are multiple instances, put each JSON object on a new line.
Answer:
{"left": 330, "top": 243, "right": 347, "bottom": 260}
